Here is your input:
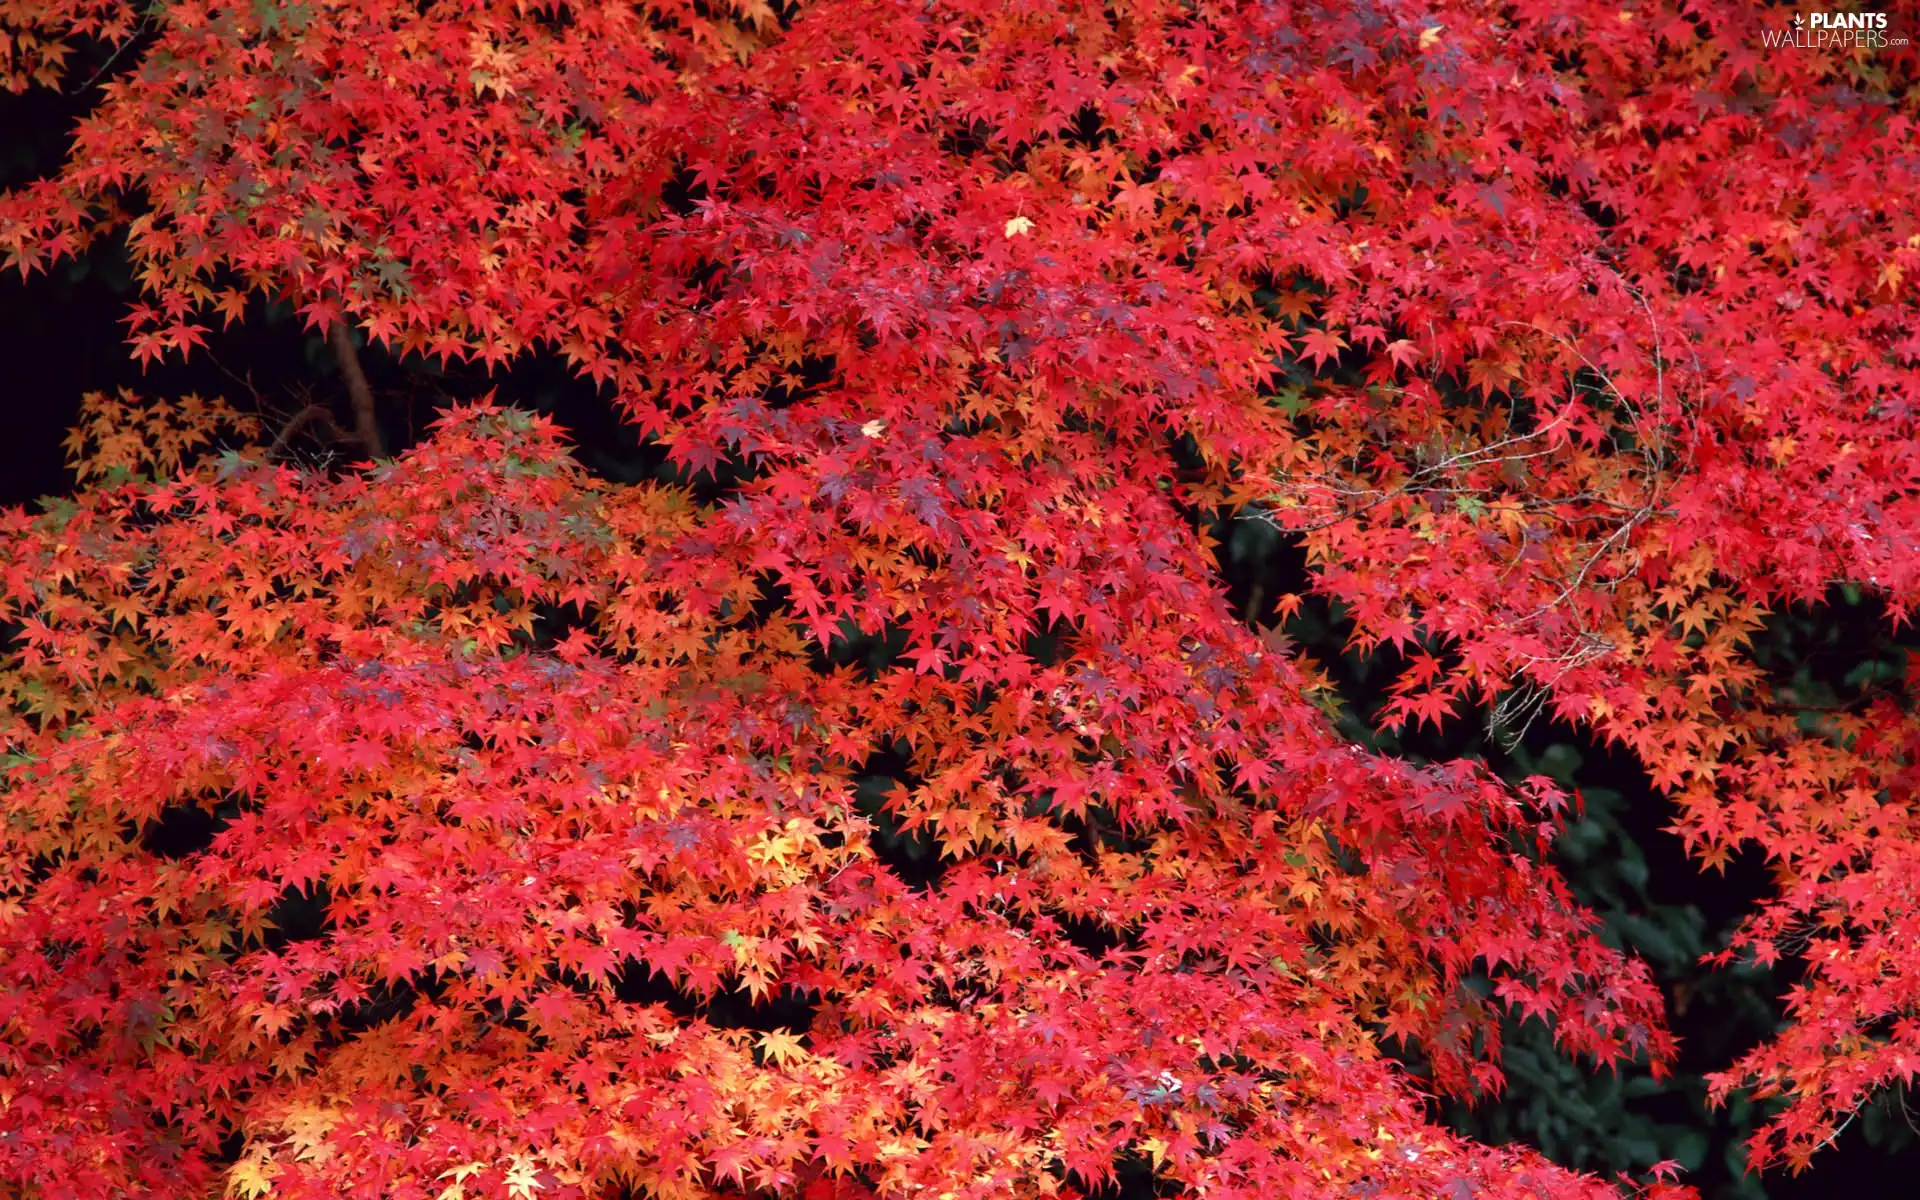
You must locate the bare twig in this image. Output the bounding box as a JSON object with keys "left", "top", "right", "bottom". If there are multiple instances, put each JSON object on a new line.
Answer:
{"left": 71, "top": 17, "right": 154, "bottom": 95}
{"left": 267, "top": 403, "right": 353, "bottom": 460}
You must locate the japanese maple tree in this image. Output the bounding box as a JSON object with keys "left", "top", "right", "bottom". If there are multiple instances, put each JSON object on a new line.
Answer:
{"left": 1, "top": 0, "right": 1916, "bottom": 1197}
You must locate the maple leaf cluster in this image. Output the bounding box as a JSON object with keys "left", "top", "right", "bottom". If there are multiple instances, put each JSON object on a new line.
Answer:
{"left": 0, "top": 0, "right": 1914, "bottom": 1197}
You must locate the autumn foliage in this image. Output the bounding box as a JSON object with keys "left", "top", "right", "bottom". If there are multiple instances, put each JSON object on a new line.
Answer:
{"left": 0, "top": 0, "right": 1917, "bottom": 1196}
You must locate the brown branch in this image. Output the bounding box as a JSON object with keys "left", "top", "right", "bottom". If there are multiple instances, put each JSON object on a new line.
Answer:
{"left": 328, "top": 321, "right": 386, "bottom": 458}
{"left": 266, "top": 403, "right": 352, "bottom": 460}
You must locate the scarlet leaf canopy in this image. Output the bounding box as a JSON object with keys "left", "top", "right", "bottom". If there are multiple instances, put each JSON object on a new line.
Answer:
{"left": 1, "top": 0, "right": 1916, "bottom": 1197}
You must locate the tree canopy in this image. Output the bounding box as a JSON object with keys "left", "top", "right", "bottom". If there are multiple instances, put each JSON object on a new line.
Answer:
{"left": 2, "top": 1, "right": 1917, "bottom": 1197}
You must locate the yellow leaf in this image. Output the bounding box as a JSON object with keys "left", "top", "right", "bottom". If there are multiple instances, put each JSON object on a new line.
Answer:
{"left": 759, "top": 1028, "right": 807, "bottom": 1066}
{"left": 227, "top": 1154, "right": 277, "bottom": 1199}
{"left": 505, "top": 1156, "right": 543, "bottom": 1200}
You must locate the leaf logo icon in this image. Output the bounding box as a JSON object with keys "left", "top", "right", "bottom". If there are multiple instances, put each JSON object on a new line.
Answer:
{"left": 1793, "top": 12, "right": 1804, "bottom": 25}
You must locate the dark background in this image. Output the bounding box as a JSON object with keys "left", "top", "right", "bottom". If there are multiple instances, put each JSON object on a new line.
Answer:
{"left": 7, "top": 62, "right": 1920, "bottom": 1200}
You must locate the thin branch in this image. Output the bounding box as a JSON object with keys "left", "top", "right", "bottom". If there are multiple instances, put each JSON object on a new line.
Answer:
{"left": 267, "top": 403, "right": 353, "bottom": 460}
{"left": 71, "top": 18, "right": 154, "bottom": 95}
